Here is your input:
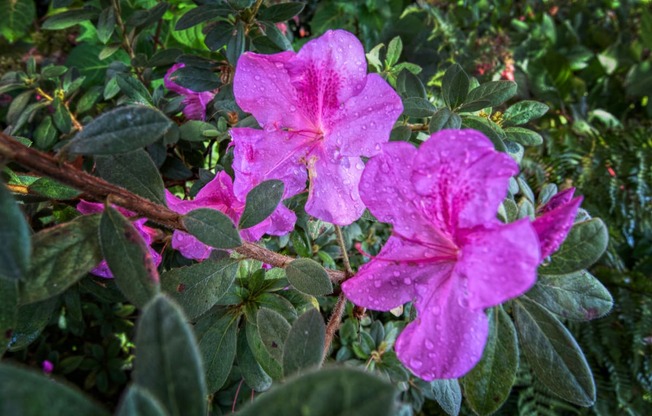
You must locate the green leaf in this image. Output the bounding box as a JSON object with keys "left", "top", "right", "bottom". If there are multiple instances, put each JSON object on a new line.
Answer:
{"left": 0, "top": 0, "right": 36, "bottom": 43}
{"left": 239, "top": 180, "right": 285, "bottom": 229}
{"left": 504, "top": 127, "right": 543, "bottom": 146}
{"left": 540, "top": 218, "right": 609, "bottom": 275}
{"left": 179, "top": 120, "right": 217, "bottom": 142}
{"left": 442, "top": 64, "right": 469, "bottom": 109}
{"left": 183, "top": 208, "right": 242, "bottom": 250}
{"left": 527, "top": 271, "right": 613, "bottom": 321}
{"left": 76, "top": 86, "right": 102, "bottom": 114}
{"left": 386, "top": 36, "right": 402, "bottom": 67}
{"left": 397, "top": 69, "right": 426, "bottom": 99}
{"left": 34, "top": 116, "right": 58, "bottom": 150}
{"left": 246, "top": 320, "right": 283, "bottom": 380}
{"left": 237, "top": 328, "right": 272, "bottom": 391}
{"left": 67, "top": 106, "right": 173, "bottom": 155}
{"left": 283, "top": 308, "right": 325, "bottom": 377}
{"left": 42, "top": 8, "right": 99, "bottom": 30}
{"left": 258, "top": 2, "right": 305, "bottom": 22}
{"left": 257, "top": 307, "right": 291, "bottom": 362}
{"left": 389, "top": 125, "right": 411, "bottom": 142}
{"left": 52, "top": 98, "right": 72, "bottom": 134}
{"left": 285, "top": 258, "right": 333, "bottom": 296}
{"left": 198, "top": 313, "right": 239, "bottom": 393}
{"left": 96, "top": 7, "right": 115, "bottom": 44}
{"left": 0, "top": 364, "right": 109, "bottom": 415}
{"left": 41, "top": 65, "right": 68, "bottom": 79}
{"left": 95, "top": 150, "right": 166, "bottom": 205}
{"left": 513, "top": 297, "right": 596, "bottom": 406}
{"left": 116, "top": 385, "right": 167, "bottom": 416}
{"left": 429, "top": 107, "right": 462, "bottom": 133}
{"left": 0, "top": 182, "right": 31, "bottom": 281}
{"left": 99, "top": 207, "right": 159, "bottom": 308}
{"left": 427, "top": 379, "right": 461, "bottom": 416}
{"left": 462, "top": 306, "right": 518, "bottom": 415}
{"left": 503, "top": 100, "right": 549, "bottom": 126}
{"left": 0, "top": 279, "right": 18, "bottom": 356}
{"left": 161, "top": 259, "right": 238, "bottom": 320}
{"left": 402, "top": 97, "right": 437, "bottom": 118}
{"left": 133, "top": 295, "right": 207, "bottom": 416}
{"left": 126, "top": 2, "right": 168, "bottom": 28}
{"left": 30, "top": 178, "right": 81, "bottom": 200}
{"left": 461, "top": 115, "right": 506, "bottom": 151}
{"left": 204, "top": 23, "right": 232, "bottom": 52}
{"left": 168, "top": 65, "right": 220, "bottom": 92}
{"left": 7, "top": 90, "right": 33, "bottom": 126}
{"left": 116, "top": 74, "right": 154, "bottom": 105}
{"left": 6, "top": 298, "right": 57, "bottom": 351}
{"left": 20, "top": 215, "right": 102, "bottom": 304}
{"left": 176, "top": 5, "right": 232, "bottom": 30}
{"left": 226, "top": 21, "right": 246, "bottom": 65}
{"left": 237, "top": 367, "right": 397, "bottom": 416}
{"left": 260, "top": 21, "right": 292, "bottom": 51}
{"left": 459, "top": 81, "right": 517, "bottom": 112}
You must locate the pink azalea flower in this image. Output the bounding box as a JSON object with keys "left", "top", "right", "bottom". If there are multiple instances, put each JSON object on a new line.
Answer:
{"left": 164, "top": 63, "right": 216, "bottom": 120}
{"left": 77, "top": 201, "right": 162, "bottom": 278}
{"left": 533, "top": 188, "right": 583, "bottom": 258}
{"left": 165, "top": 171, "right": 295, "bottom": 260}
{"left": 342, "top": 130, "right": 544, "bottom": 380}
{"left": 230, "top": 29, "right": 403, "bottom": 225}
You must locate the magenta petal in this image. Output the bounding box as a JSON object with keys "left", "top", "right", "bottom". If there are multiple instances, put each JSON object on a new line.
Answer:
{"left": 304, "top": 151, "right": 365, "bottom": 225}
{"left": 172, "top": 231, "right": 213, "bottom": 261}
{"left": 533, "top": 196, "right": 583, "bottom": 258}
{"left": 395, "top": 279, "right": 489, "bottom": 380}
{"left": 328, "top": 74, "right": 403, "bottom": 157}
{"left": 456, "top": 219, "right": 540, "bottom": 309}
{"left": 539, "top": 188, "right": 575, "bottom": 214}
{"left": 90, "top": 261, "right": 113, "bottom": 278}
{"left": 343, "top": 235, "right": 454, "bottom": 311}
{"left": 165, "top": 63, "right": 194, "bottom": 96}
{"left": 233, "top": 51, "right": 306, "bottom": 130}
{"left": 231, "top": 128, "right": 309, "bottom": 200}
{"left": 182, "top": 95, "right": 207, "bottom": 120}
{"left": 412, "top": 130, "right": 518, "bottom": 233}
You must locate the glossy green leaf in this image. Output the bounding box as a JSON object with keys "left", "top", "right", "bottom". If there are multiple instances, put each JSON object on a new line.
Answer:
{"left": 540, "top": 218, "right": 609, "bottom": 275}
{"left": 459, "top": 81, "right": 517, "bottom": 112}
{"left": 7, "top": 90, "right": 32, "bottom": 125}
{"left": 116, "top": 74, "right": 153, "bottom": 105}
{"left": 126, "top": 2, "right": 168, "bottom": 28}
{"left": 0, "top": 364, "right": 109, "bottom": 415}
{"left": 100, "top": 207, "right": 159, "bottom": 308}
{"left": 429, "top": 107, "right": 462, "bottom": 133}
{"left": 96, "top": 7, "right": 115, "bottom": 44}
{"left": 30, "top": 178, "right": 81, "bottom": 200}
{"left": 237, "top": 328, "right": 272, "bottom": 392}
{"left": 0, "top": 182, "right": 31, "bottom": 281}
{"left": 52, "top": 98, "right": 72, "bottom": 134}
{"left": 442, "top": 64, "right": 470, "bottom": 109}
{"left": 246, "top": 321, "right": 283, "bottom": 380}
{"left": 161, "top": 258, "right": 238, "bottom": 320}
{"left": 258, "top": 2, "right": 305, "bottom": 22}
{"left": 67, "top": 106, "right": 173, "bottom": 155}
{"left": 504, "top": 127, "right": 543, "bottom": 146}
{"left": 183, "top": 208, "right": 242, "bottom": 249}
{"left": 42, "top": 8, "right": 99, "bottom": 30}
{"left": 402, "top": 97, "right": 437, "bottom": 117}
{"left": 514, "top": 297, "right": 596, "bottom": 406}
{"left": 0, "top": 279, "right": 18, "bottom": 356}
{"left": 503, "top": 100, "right": 549, "bottom": 126}
{"left": 389, "top": 125, "right": 412, "bottom": 142}
{"left": 6, "top": 298, "right": 57, "bottom": 351}
{"left": 198, "top": 313, "right": 239, "bottom": 393}
{"left": 116, "top": 385, "right": 166, "bottom": 416}
{"left": 175, "top": 5, "right": 231, "bottom": 30}
{"left": 283, "top": 308, "right": 325, "bottom": 377}
{"left": 527, "top": 270, "right": 613, "bottom": 321}
{"left": 285, "top": 258, "right": 333, "bottom": 296}
{"left": 237, "top": 367, "right": 397, "bottom": 416}
{"left": 427, "top": 379, "right": 462, "bottom": 416}
{"left": 461, "top": 115, "right": 506, "bottom": 151}
{"left": 397, "top": 70, "right": 426, "bottom": 99}
{"left": 386, "top": 36, "right": 403, "bottom": 67}
{"left": 257, "top": 307, "right": 291, "bottom": 363}
{"left": 20, "top": 215, "right": 102, "bottom": 304}
{"left": 204, "top": 23, "right": 232, "bottom": 52}
{"left": 34, "top": 116, "right": 58, "bottom": 150}
{"left": 462, "top": 306, "right": 518, "bottom": 415}
{"left": 239, "top": 180, "right": 285, "bottom": 229}
{"left": 95, "top": 150, "right": 166, "bottom": 205}
{"left": 0, "top": 0, "right": 36, "bottom": 42}
{"left": 168, "top": 65, "right": 220, "bottom": 92}
{"left": 260, "top": 21, "right": 292, "bottom": 51}
{"left": 133, "top": 295, "right": 207, "bottom": 416}
{"left": 179, "top": 120, "right": 217, "bottom": 142}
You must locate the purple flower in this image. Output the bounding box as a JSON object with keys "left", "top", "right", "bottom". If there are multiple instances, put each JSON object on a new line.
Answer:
{"left": 77, "top": 201, "right": 162, "bottom": 278}
{"left": 164, "top": 63, "right": 216, "bottom": 120}
{"left": 165, "top": 171, "right": 295, "bottom": 260}
{"left": 533, "top": 188, "right": 583, "bottom": 258}
{"left": 342, "top": 130, "right": 543, "bottom": 380}
{"left": 42, "top": 360, "right": 54, "bottom": 374}
{"left": 230, "top": 29, "right": 403, "bottom": 225}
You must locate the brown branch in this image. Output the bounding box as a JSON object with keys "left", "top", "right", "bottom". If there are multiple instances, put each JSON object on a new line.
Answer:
{"left": 0, "top": 132, "right": 346, "bottom": 282}
{"left": 323, "top": 292, "right": 347, "bottom": 362}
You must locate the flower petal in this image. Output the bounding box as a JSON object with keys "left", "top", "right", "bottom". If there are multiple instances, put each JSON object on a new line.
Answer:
{"left": 456, "top": 219, "right": 540, "bottom": 309}
{"left": 538, "top": 188, "right": 575, "bottom": 214}
{"left": 342, "top": 235, "right": 454, "bottom": 311}
{"left": 327, "top": 74, "right": 403, "bottom": 157}
{"left": 289, "top": 29, "right": 368, "bottom": 127}
{"left": 395, "top": 279, "right": 489, "bottom": 380}
{"left": 305, "top": 150, "right": 365, "bottom": 225}
{"left": 171, "top": 231, "right": 213, "bottom": 261}
{"left": 533, "top": 196, "right": 583, "bottom": 258}
{"left": 231, "top": 128, "right": 310, "bottom": 200}
{"left": 241, "top": 204, "right": 296, "bottom": 241}
{"left": 233, "top": 51, "right": 306, "bottom": 130}
{"left": 164, "top": 63, "right": 192, "bottom": 95}
{"left": 412, "top": 130, "right": 518, "bottom": 233}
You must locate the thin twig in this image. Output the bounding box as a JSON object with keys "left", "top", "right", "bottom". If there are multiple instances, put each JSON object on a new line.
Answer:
{"left": 0, "top": 132, "right": 346, "bottom": 282}
{"left": 334, "top": 225, "right": 354, "bottom": 277}
{"left": 323, "top": 292, "right": 347, "bottom": 362}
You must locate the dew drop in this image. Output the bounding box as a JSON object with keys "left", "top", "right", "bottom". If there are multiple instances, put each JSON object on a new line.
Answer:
{"left": 431, "top": 305, "right": 441, "bottom": 315}
{"left": 393, "top": 271, "right": 401, "bottom": 277}
{"left": 254, "top": 75, "right": 261, "bottom": 80}
{"left": 403, "top": 277, "right": 412, "bottom": 285}
{"left": 410, "top": 358, "right": 423, "bottom": 369}
{"left": 290, "top": 105, "right": 297, "bottom": 112}
{"left": 355, "top": 161, "right": 365, "bottom": 170}
{"left": 425, "top": 340, "right": 434, "bottom": 350}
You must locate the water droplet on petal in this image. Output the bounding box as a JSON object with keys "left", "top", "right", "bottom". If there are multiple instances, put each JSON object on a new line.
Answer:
{"left": 431, "top": 305, "right": 441, "bottom": 315}
{"left": 374, "top": 280, "right": 382, "bottom": 288}
{"left": 290, "top": 105, "right": 296, "bottom": 112}
{"left": 458, "top": 296, "right": 470, "bottom": 308}
{"left": 393, "top": 271, "right": 400, "bottom": 277}
{"left": 425, "top": 340, "right": 434, "bottom": 350}
{"left": 254, "top": 75, "right": 261, "bottom": 80}
{"left": 403, "top": 277, "right": 412, "bottom": 285}
{"left": 355, "top": 161, "right": 365, "bottom": 170}
{"left": 410, "top": 358, "right": 423, "bottom": 369}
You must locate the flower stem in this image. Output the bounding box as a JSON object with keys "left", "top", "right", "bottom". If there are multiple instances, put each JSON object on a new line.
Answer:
{"left": 334, "top": 225, "right": 354, "bottom": 277}
{"left": 323, "top": 291, "right": 347, "bottom": 362}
